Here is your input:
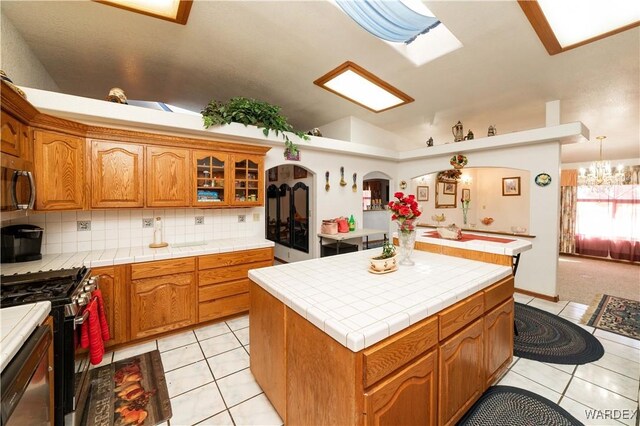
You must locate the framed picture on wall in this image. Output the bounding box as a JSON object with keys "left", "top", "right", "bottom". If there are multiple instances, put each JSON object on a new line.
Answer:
{"left": 502, "top": 177, "right": 521, "bottom": 196}
{"left": 293, "top": 166, "right": 308, "bottom": 179}
{"left": 268, "top": 168, "right": 278, "bottom": 182}
{"left": 443, "top": 182, "right": 456, "bottom": 195}
{"left": 462, "top": 188, "right": 470, "bottom": 201}
{"left": 417, "top": 186, "right": 429, "bottom": 201}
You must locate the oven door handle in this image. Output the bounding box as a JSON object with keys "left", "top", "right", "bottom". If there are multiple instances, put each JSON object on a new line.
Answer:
{"left": 74, "top": 310, "right": 90, "bottom": 329}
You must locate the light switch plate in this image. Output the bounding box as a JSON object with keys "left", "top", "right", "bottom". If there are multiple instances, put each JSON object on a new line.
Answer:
{"left": 238, "top": 215, "right": 246, "bottom": 223}
{"left": 195, "top": 216, "right": 204, "bottom": 225}
{"left": 77, "top": 221, "right": 91, "bottom": 231}
{"left": 253, "top": 213, "right": 260, "bottom": 222}
{"left": 142, "top": 218, "right": 154, "bottom": 228}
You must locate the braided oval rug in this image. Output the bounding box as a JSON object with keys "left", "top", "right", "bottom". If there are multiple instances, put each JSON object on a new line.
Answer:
{"left": 514, "top": 302, "right": 604, "bottom": 364}
{"left": 458, "top": 386, "right": 583, "bottom": 426}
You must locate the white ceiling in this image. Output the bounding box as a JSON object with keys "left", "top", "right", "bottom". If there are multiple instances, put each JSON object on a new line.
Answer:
{"left": 2, "top": 0, "right": 638, "bottom": 163}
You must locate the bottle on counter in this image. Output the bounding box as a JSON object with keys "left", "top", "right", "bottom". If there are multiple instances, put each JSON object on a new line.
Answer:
{"left": 348, "top": 215, "right": 356, "bottom": 231}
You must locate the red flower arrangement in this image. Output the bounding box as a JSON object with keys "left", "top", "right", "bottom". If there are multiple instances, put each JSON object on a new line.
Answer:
{"left": 388, "top": 192, "right": 422, "bottom": 233}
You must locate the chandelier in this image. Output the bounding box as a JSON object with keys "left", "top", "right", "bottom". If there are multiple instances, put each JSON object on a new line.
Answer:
{"left": 578, "top": 136, "right": 625, "bottom": 189}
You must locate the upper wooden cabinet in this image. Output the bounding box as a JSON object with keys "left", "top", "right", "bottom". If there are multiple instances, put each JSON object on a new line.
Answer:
{"left": 33, "top": 130, "right": 85, "bottom": 210}
{"left": 1, "top": 111, "right": 26, "bottom": 158}
{"left": 231, "top": 154, "right": 263, "bottom": 206}
{"left": 91, "top": 140, "right": 144, "bottom": 208}
{"left": 193, "top": 151, "right": 230, "bottom": 207}
{"left": 146, "top": 146, "right": 191, "bottom": 207}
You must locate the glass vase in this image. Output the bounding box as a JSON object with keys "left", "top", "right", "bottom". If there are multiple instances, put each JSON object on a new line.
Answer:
{"left": 397, "top": 224, "right": 417, "bottom": 266}
{"left": 462, "top": 208, "right": 468, "bottom": 225}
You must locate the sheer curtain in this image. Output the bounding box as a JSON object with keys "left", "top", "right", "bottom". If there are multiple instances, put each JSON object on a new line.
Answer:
{"left": 575, "top": 185, "right": 639, "bottom": 261}
{"left": 335, "top": 0, "right": 440, "bottom": 44}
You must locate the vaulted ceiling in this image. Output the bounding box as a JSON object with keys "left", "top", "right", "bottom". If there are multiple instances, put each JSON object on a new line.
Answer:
{"left": 2, "top": 1, "right": 638, "bottom": 163}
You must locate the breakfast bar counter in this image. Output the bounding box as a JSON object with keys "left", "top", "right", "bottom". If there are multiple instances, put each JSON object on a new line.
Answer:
{"left": 248, "top": 244, "right": 528, "bottom": 426}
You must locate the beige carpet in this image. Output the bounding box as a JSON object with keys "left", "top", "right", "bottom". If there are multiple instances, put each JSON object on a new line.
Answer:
{"left": 557, "top": 255, "right": 640, "bottom": 305}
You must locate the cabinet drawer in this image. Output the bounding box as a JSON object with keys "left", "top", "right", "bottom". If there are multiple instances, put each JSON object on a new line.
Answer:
{"left": 484, "top": 276, "right": 514, "bottom": 312}
{"left": 363, "top": 316, "right": 438, "bottom": 388}
{"left": 199, "top": 279, "right": 249, "bottom": 302}
{"left": 199, "top": 293, "right": 249, "bottom": 322}
{"left": 199, "top": 248, "right": 273, "bottom": 270}
{"left": 131, "top": 257, "right": 195, "bottom": 280}
{"left": 438, "top": 292, "right": 484, "bottom": 341}
{"left": 199, "top": 260, "right": 272, "bottom": 286}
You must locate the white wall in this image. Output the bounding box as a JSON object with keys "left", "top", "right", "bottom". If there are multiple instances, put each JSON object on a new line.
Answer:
{"left": 318, "top": 116, "right": 410, "bottom": 151}
{"left": 265, "top": 147, "right": 397, "bottom": 260}
{"left": 401, "top": 143, "right": 562, "bottom": 298}
{"left": 0, "top": 13, "right": 59, "bottom": 91}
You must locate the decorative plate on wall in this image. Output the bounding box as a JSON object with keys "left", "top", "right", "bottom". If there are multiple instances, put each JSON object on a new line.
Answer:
{"left": 535, "top": 173, "right": 552, "bottom": 187}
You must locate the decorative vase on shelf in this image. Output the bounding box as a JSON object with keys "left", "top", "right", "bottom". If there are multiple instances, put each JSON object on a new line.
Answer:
{"left": 397, "top": 219, "right": 417, "bottom": 266}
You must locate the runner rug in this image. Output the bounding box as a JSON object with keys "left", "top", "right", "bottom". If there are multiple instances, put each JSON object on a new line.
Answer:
{"left": 85, "top": 350, "right": 171, "bottom": 426}
{"left": 458, "top": 386, "right": 583, "bottom": 426}
{"left": 581, "top": 294, "right": 640, "bottom": 340}
{"left": 514, "top": 303, "right": 604, "bottom": 364}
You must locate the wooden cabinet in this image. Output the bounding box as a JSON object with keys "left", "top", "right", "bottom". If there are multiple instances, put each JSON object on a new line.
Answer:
{"left": 34, "top": 130, "right": 85, "bottom": 210}
{"left": 1, "top": 111, "right": 26, "bottom": 158}
{"left": 438, "top": 319, "right": 484, "bottom": 426}
{"left": 91, "top": 140, "right": 144, "bottom": 208}
{"left": 146, "top": 146, "right": 190, "bottom": 207}
{"left": 193, "top": 151, "right": 229, "bottom": 206}
{"left": 231, "top": 154, "right": 263, "bottom": 206}
{"left": 364, "top": 350, "right": 437, "bottom": 426}
{"left": 130, "top": 258, "right": 196, "bottom": 340}
{"left": 484, "top": 298, "right": 513, "bottom": 387}
{"left": 198, "top": 248, "right": 273, "bottom": 322}
{"left": 92, "top": 266, "right": 128, "bottom": 347}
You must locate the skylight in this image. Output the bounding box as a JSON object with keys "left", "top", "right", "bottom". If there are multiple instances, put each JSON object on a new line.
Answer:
{"left": 519, "top": 0, "right": 640, "bottom": 55}
{"left": 314, "top": 62, "right": 413, "bottom": 112}
{"left": 94, "top": 0, "right": 192, "bottom": 24}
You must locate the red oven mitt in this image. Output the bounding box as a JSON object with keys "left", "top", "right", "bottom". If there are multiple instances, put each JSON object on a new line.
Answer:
{"left": 92, "top": 289, "right": 111, "bottom": 342}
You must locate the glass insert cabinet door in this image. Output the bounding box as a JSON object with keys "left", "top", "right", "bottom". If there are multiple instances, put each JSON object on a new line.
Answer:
{"left": 232, "top": 154, "right": 263, "bottom": 206}
{"left": 193, "top": 151, "right": 228, "bottom": 206}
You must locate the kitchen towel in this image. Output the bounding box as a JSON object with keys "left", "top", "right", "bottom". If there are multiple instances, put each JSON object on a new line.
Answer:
{"left": 93, "top": 289, "right": 111, "bottom": 342}
{"left": 80, "top": 299, "right": 105, "bottom": 365}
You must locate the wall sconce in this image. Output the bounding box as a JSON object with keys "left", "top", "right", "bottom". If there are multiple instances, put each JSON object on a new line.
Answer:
{"left": 461, "top": 174, "right": 472, "bottom": 185}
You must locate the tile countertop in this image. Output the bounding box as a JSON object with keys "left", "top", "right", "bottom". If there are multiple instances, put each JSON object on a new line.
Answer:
{"left": 413, "top": 231, "right": 532, "bottom": 256}
{"left": 248, "top": 249, "right": 513, "bottom": 352}
{"left": 0, "top": 302, "right": 52, "bottom": 372}
{"left": 0, "top": 237, "right": 275, "bottom": 276}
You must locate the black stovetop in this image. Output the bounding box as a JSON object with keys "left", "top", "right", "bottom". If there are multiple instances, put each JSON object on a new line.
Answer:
{"left": 0, "top": 266, "right": 88, "bottom": 308}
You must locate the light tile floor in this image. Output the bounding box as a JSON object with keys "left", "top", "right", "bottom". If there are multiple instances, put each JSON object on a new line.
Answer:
{"left": 98, "top": 295, "right": 639, "bottom": 426}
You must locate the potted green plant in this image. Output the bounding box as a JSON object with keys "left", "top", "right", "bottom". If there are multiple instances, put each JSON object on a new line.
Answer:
{"left": 369, "top": 241, "right": 398, "bottom": 272}
{"left": 201, "top": 97, "right": 309, "bottom": 158}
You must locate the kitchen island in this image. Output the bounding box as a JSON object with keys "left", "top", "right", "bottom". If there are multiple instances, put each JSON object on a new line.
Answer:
{"left": 248, "top": 241, "right": 529, "bottom": 426}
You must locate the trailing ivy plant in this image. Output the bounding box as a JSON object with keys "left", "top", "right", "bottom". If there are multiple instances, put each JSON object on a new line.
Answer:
{"left": 201, "top": 97, "right": 309, "bottom": 157}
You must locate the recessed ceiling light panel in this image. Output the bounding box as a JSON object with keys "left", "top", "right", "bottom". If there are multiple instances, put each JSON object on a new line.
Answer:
{"left": 519, "top": 0, "right": 639, "bottom": 55}
{"left": 94, "top": 0, "right": 192, "bottom": 24}
{"left": 314, "top": 61, "right": 414, "bottom": 113}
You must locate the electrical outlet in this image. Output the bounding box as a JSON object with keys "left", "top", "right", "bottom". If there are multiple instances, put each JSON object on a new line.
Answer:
{"left": 238, "top": 214, "right": 246, "bottom": 223}
{"left": 253, "top": 213, "right": 260, "bottom": 222}
{"left": 77, "top": 221, "right": 91, "bottom": 231}
{"left": 142, "top": 218, "right": 154, "bottom": 228}
{"left": 195, "top": 216, "right": 204, "bottom": 225}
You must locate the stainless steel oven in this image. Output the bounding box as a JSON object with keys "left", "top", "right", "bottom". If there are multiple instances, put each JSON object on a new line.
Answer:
{"left": 0, "top": 323, "right": 53, "bottom": 426}
{"left": 1, "top": 156, "right": 35, "bottom": 213}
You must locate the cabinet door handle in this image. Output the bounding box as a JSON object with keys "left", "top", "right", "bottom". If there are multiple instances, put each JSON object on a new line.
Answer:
{"left": 11, "top": 170, "right": 35, "bottom": 210}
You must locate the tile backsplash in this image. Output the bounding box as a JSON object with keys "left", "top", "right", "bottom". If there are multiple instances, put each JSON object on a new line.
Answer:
{"left": 2, "top": 208, "right": 263, "bottom": 255}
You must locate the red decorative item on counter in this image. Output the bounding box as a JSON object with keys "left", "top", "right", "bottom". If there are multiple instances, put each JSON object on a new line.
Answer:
{"left": 337, "top": 217, "right": 349, "bottom": 233}
{"left": 388, "top": 192, "right": 422, "bottom": 232}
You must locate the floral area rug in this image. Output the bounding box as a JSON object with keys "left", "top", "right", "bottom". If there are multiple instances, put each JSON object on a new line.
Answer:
{"left": 582, "top": 294, "right": 640, "bottom": 340}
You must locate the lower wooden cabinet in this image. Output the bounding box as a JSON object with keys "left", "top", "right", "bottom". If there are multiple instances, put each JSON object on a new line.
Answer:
{"left": 438, "top": 318, "right": 484, "bottom": 426}
{"left": 92, "top": 265, "right": 128, "bottom": 347}
{"left": 130, "top": 271, "right": 196, "bottom": 340}
{"left": 484, "top": 298, "right": 514, "bottom": 387}
{"left": 364, "top": 350, "right": 437, "bottom": 426}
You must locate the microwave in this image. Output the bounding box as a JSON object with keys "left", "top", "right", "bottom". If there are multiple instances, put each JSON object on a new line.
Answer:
{"left": 1, "top": 158, "right": 35, "bottom": 212}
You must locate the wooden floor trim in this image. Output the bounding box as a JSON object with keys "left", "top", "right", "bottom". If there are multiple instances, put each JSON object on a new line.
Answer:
{"left": 515, "top": 288, "right": 559, "bottom": 302}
